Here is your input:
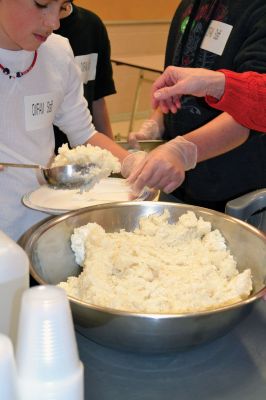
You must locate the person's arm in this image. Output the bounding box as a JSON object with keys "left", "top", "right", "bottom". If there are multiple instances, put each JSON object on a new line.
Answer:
{"left": 127, "top": 113, "right": 249, "bottom": 194}
{"left": 92, "top": 97, "right": 114, "bottom": 140}
{"left": 184, "top": 113, "right": 249, "bottom": 162}
{"left": 206, "top": 70, "right": 266, "bottom": 133}
{"left": 127, "top": 108, "right": 165, "bottom": 148}
{"left": 152, "top": 66, "right": 225, "bottom": 113}
{"left": 84, "top": 130, "right": 149, "bottom": 180}
{"left": 89, "top": 11, "right": 116, "bottom": 140}
{"left": 152, "top": 66, "right": 266, "bottom": 133}
{"left": 85, "top": 131, "right": 128, "bottom": 163}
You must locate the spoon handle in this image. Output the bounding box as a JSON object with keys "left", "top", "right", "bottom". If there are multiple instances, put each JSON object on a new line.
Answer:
{"left": 0, "top": 162, "right": 40, "bottom": 169}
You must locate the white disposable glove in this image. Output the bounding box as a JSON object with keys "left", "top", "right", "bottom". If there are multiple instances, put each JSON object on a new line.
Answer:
{"left": 121, "top": 151, "right": 147, "bottom": 179}
{"left": 128, "top": 119, "right": 161, "bottom": 149}
{"left": 127, "top": 136, "right": 197, "bottom": 194}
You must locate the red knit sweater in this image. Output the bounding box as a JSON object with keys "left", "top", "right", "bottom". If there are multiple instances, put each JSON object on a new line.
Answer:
{"left": 206, "top": 70, "right": 266, "bottom": 132}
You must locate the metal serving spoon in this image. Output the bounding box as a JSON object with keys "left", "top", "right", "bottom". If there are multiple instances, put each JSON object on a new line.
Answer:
{"left": 0, "top": 161, "right": 97, "bottom": 189}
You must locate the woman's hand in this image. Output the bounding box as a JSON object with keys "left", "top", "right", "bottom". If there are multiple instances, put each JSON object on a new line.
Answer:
{"left": 151, "top": 66, "right": 225, "bottom": 113}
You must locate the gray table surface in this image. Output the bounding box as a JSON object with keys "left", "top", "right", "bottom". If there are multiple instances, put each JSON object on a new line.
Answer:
{"left": 76, "top": 300, "right": 266, "bottom": 400}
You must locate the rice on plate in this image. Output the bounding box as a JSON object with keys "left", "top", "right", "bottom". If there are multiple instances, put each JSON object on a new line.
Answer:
{"left": 58, "top": 210, "right": 252, "bottom": 313}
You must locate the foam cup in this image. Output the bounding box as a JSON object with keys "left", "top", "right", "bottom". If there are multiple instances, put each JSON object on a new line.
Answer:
{"left": 0, "top": 333, "right": 18, "bottom": 400}
{"left": 16, "top": 285, "right": 83, "bottom": 400}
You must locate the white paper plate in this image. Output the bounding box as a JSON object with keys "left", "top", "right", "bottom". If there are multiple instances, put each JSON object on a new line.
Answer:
{"left": 22, "top": 178, "right": 153, "bottom": 215}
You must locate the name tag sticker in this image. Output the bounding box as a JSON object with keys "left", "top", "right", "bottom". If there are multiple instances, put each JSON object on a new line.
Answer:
{"left": 200, "top": 20, "right": 233, "bottom": 56}
{"left": 75, "top": 53, "right": 98, "bottom": 84}
{"left": 24, "top": 93, "right": 57, "bottom": 131}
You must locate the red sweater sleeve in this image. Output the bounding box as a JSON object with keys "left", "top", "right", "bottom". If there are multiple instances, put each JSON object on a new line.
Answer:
{"left": 206, "top": 70, "right": 266, "bottom": 132}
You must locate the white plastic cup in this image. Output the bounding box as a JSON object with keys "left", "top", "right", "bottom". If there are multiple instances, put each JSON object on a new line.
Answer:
{"left": 16, "top": 285, "right": 84, "bottom": 400}
{"left": 0, "top": 230, "right": 29, "bottom": 346}
{"left": 0, "top": 333, "right": 18, "bottom": 400}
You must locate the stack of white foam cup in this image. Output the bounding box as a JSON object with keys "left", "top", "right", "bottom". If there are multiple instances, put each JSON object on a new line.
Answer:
{"left": 15, "top": 285, "right": 84, "bottom": 400}
{"left": 0, "top": 333, "right": 18, "bottom": 400}
{"left": 0, "top": 230, "right": 29, "bottom": 346}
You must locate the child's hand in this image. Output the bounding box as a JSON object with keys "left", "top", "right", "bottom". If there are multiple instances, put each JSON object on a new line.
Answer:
{"left": 0, "top": 165, "right": 4, "bottom": 171}
{"left": 126, "top": 137, "right": 197, "bottom": 194}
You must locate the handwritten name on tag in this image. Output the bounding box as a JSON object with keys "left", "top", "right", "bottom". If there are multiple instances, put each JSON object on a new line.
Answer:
{"left": 75, "top": 54, "right": 98, "bottom": 84}
{"left": 201, "top": 20, "right": 233, "bottom": 56}
{"left": 24, "top": 93, "right": 57, "bottom": 131}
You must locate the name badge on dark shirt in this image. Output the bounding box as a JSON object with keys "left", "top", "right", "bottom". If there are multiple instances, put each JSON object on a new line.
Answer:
{"left": 75, "top": 54, "right": 98, "bottom": 84}
{"left": 201, "top": 21, "right": 233, "bottom": 56}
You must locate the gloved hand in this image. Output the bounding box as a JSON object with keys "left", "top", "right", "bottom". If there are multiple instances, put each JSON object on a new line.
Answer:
{"left": 126, "top": 136, "right": 197, "bottom": 194}
{"left": 121, "top": 151, "right": 147, "bottom": 179}
{"left": 128, "top": 119, "right": 161, "bottom": 149}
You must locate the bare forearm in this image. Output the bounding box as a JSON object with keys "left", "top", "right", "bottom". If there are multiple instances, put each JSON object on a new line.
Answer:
{"left": 86, "top": 131, "right": 128, "bottom": 162}
{"left": 150, "top": 108, "right": 165, "bottom": 134}
{"left": 92, "top": 98, "right": 114, "bottom": 140}
{"left": 183, "top": 112, "right": 250, "bottom": 162}
{"left": 124, "top": 113, "right": 249, "bottom": 195}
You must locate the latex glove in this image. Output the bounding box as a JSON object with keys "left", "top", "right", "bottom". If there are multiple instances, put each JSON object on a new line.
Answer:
{"left": 127, "top": 136, "right": 197, "bottom": 194}
{"left": 121, "top": 151, "right": 147, "bottom": 179}
{"left": 128, "top": 119, "right": 161, "bottom": 149}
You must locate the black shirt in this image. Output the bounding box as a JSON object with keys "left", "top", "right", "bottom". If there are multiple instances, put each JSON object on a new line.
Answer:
{"left": 163, "top": 0, "right": 266, "bottom": 210}
{"left": 54, "top": 5, "right": 116, "bottom": 150}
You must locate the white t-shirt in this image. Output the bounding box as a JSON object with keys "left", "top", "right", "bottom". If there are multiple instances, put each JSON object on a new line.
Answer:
{"left": 0, "top": 34, "right": 97, "bottom": 240}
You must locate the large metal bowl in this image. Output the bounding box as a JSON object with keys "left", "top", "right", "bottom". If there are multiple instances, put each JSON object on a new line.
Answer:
{"left": 19, "top": 202, "right": 266, "bottom": 353}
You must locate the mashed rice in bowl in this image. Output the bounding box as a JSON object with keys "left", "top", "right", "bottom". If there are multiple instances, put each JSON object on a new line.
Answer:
{"left": 58, "top": 210, "right": 252, "bottom": 314}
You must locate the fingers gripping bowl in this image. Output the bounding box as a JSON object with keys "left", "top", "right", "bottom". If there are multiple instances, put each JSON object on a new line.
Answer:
{"left": 19, "top": 202, "right": 266, "bottom": 353}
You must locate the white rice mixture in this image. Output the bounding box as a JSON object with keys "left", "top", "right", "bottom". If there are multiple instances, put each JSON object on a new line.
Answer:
{"left": 51, "top": 143, "right": 121, "bottom": 191}
{"left": 58, "top": 210, "right": 252, "bottom": 313}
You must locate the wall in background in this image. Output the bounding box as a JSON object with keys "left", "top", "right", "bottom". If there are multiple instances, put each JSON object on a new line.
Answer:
{"left": 75, "top": 0, "right": 179, "bottom": 21}
{"left": 106, "top": 21, "right": 169, "bottom": 123}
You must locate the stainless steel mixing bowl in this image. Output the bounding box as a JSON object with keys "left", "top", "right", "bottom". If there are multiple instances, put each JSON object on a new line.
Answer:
{"left": 116, "top": 139, "right": 166, "bottom": 152}
{"left": 19, "top": 202, "right": 266, "bottom": 353}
